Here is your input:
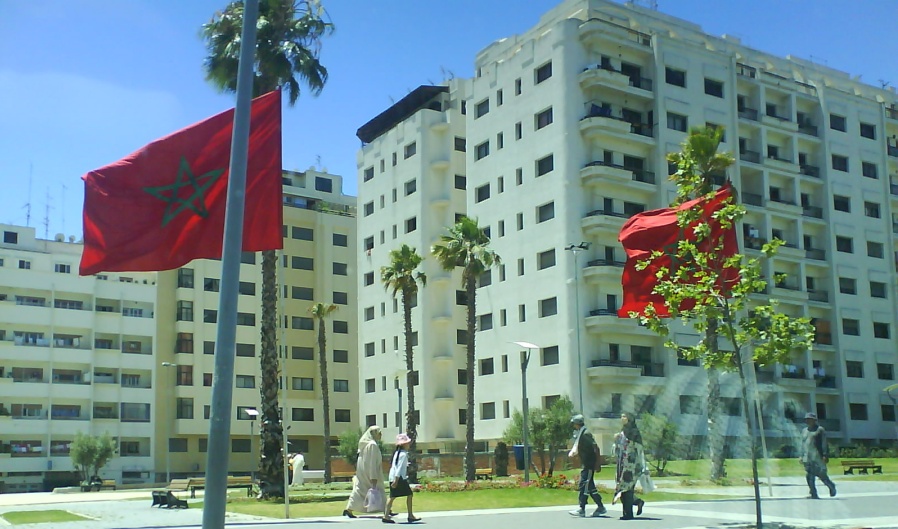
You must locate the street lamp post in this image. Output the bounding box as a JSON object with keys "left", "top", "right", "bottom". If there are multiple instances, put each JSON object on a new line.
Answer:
{"left": 564, "top": 242, "right": 590, "bottom": 414}
{"left": 160, "top": 362, "right": 178, "bottom": 484}
{"left": 396, "top": 377, "right": 403, "bottom": 432}
{"left": 885, "top": 384, "right": 898, "bottom": 441}
{"left": 512, "top": 341, "right": 539, "bottom": 483}
{"left": 246, "top": 408, "right": 259, "bottom": 481}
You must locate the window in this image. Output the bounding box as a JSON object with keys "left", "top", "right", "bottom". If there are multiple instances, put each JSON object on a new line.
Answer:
{"left": 203, "top": 310, "right": 217, "bottom": 323}
{"left": 204, "top": 341, "right": 215, "bottom": 355}
{"left": 665, "top": 67, "right": 686, "bottom": 87}
{"left": 882, "top": 405, "right": 896, "bottom": 422}
{"left": 334, "top": 379, "right": 349, "bottom": 392}
{"left": 537, "top": 249, "right": 556, "bottom": 270}
{"left": 497, "top": 89, "right": 503, "bottom": 106}
{"left": 516, "top": 258, "right": 524, "bottom": 276}
{"left": 404, "top": 217, "right": 417, "bottom": 233}
{"left": 863, "top": 201, "right": 881, "bottom": 218}
{"left": 176, "top": 333, "right": 193, "bottom": 354}
{"left": 831, "top": 154, "right": 848, "bottom": 172}
{"left": 870, "top": 281, "right": 887, "bottom": 298}
{"left": 404, "top": 179, "right": 417, "bottom": 196}
{"left": 518, "top": 304, "right": 526, "bottom": 322}
{"left": 203, "top": 278, "right": 220, "bottom": 292}
{"left": 292, "top": 256, "right": 314, "bottom": 270}
{"left": 454, "top": 136, "right": 466, "bottom": 151}
{"left": 293, "top": 346, "right": 314, "bottom": 360}
{"left": 475, "top": 184, "right": 490, "bottom": 203}
{"left": 536, "top": 154, "right": 554, "bottom": 176}
{"left": 833, "top": 195, "right": 850, "bottom": 212}
{"left": 475, "top": 141, "right": 490, "bottom": 161}
{"left": 541, "top": 345, "right": 559, "bottom": 366}
{"left": 363, "top": 166, "right": 374, "bottom": 182}
{"left": 291, "top": 286, "right": 314, "bottom": 300}
{"left": 481, "top": 402, "right": 496, "bottom": 420}
{"left": 334, "top": 409, "right": 351, "bottom": 423}
{"left": 236, "top": 375, "right": 255, "bottom": 388}
{"left": 315, "top": 177, "right": 332, "bottom": 192}
{"left": 704, "top": 78, "right": 723, "bottom": 97}
{"left": 364, "top": 342, "right": 375, "bottom": 357}
{"left": 333, "top": 262, "right": 348, "bottom": 276}
{"left": 364, "top": 306, "right": 374, "bottom": 321}
{"left": 330, "top": 291, "right": 347, "bottom": 306}
{"left": 839, "top": 277, "right": 856, "bottom": 294}
{"left": 475, "top": 98, "right": 489, "bottom": 118}
{"left": 177, "top": 268, "right": 194, "bottom": 288}
{"left": 479, "top": 358, "right": 494, "bottom": 376}
{"left": 54, "top": 263, "right": 70, "bottom": 274}
{"left": 292, "top": 408, "right": 314, "bottom": 421}
{"left": 667, "top": 112, "right": 688, "bottom": 132}
{"left": 842, "top": 318, "right": 860, "bottom": 336}
{"left": 539, "top": 297, "right": 557, "bottom": 317}
{"left": 333, "top": 320, "right": 349, "bottom": 334}
{"left": 867, "top": 241, "right": 884, "bottom": 258}
{"left": 679, "top": 395, "right": 702, "bottom": 414}
{"left": 874, "top": 322, "right": 890, "bottom": 339}
{"left": 862, "top": 162, "right": 878, "bottom": 179}
{"left": 292, "top": 226, "right": 313, "bottom": 241}
{"left": 516, "top": 167, "right": 523, "bottom": 185}
{"left": 454, "top": 174, "right": 466, "bottom": 190}
{"left": 363, "top": 201, "right": 374, "bottom": 216}
{"left": 176, "top": 365, "right": 193, "bottom": 386}
{"left": 535, "top": 201, "right": 555, "bottom": 223}
{"left": 3, "top": 230, "right": 18, "bottom": 244}
{"left": 835, "top": 236, "right": 853, "bottom": 253}
{"left": 478, "top": 313, "right": 493, "bottom": 331}
{"left": 333, "top": 349, "right": 348, "bottom": 363}
{"left": 515, "top": 77, "right": 522, "bottom": 95}
{"left": 859, "top": 122, "right": 876, "bottom": 139}
{"left": 404, "top": 141, "right": 416, "bottom": 159}
{"left": 365, "top": 378, "right": 376, "bottom": 393}
{"left": 333, "top": 233, "right": 348, "bottom": 247}
{"left": 18, "top": 260, "right": 31, "bottom": 269}
{"left": 849, "top": 403, "right": 868, "bottom": 421}
{"left": 238, "top": 281, "right": 255, "bottom": 296}
{"left": 497, "top": 132, "right": 504, "bottom": 149}
{"left": 535, "top": 107, "right": 553, "bottom": 129}
{"left": 236, "top": 343, "right": 255, "bottom": 356}
{"left": 846, "top": 360, "right": 864, "bottom": 378}
{"left": 877, "top": 363, "right": 894, "bottom": 380}
{"left": 535, "top": 61, "right": 552, "bottom": 84}
{"left": 364, "top": 272, "right": 374, "bottom": 286}
{"left": 515, "top": 121, "right": 523, "bottom": 140}
{"left": 292, "top": 317, "right": 314, "bottom": 330}
{"left": 830, "top": 114, "right": 846, "bottom": 132}
{"left": 236, "top": 312, "right": 255, "bottom": 326}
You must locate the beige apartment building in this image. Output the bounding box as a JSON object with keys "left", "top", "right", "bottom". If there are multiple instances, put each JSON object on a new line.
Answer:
{"left": 357, "top": 0, "right": 898, "bottom": 454}
{"left": 0, "top": 169, "right": 358, "bottom": 492}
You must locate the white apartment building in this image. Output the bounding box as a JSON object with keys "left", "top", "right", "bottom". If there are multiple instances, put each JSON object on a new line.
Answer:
{"left": 358, "top": 0, "right": 898, "bottom": 453}
{"left": 356, "top": 82, "right": 475, "bottom": 449}
{"left": 155, "top": 169, "right": 358, "bottom": 477}
{"left": 0, "top": 224, "right": 158, "bottom": 492}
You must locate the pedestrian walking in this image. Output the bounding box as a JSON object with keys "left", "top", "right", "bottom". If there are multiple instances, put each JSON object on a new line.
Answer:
{"left": 289, "top": 452, "right": 305, "bottom": 488}
{"left": 343, "top": 425, "right": 386, "bottom": 518}
{"left": 383, "top": 433, "right": 420, "bottom": 524}
{"left": 567, "top": 414, "right": 607, "bottom": 518}
{"left": 799, "top": 412, "right": 836, "bottom": 499}
{"left": 612, "top": 412, "right": 645, "bottom": 520}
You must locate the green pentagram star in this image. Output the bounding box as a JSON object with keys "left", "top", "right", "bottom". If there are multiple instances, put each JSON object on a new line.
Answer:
{"left": 143, "top": 156, "right": 224, "bottom": 227}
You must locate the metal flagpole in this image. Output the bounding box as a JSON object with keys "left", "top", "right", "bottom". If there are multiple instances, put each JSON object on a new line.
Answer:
{"left": 203, "top": 1, "right": 259, "bottom": 528}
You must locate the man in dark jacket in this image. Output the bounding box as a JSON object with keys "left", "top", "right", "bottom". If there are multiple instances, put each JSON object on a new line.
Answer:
{"left": 568, "top": 414, "right": 607, "bottom": 517}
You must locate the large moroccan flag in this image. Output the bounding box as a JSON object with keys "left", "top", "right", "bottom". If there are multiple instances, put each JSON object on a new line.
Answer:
{"left": 618, "top": 184, "right": 738, "bottom": 317}
{"left": 80, "top": 90, "right": 283, "bottom": 276}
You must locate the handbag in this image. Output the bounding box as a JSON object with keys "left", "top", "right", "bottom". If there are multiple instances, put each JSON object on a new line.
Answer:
{"left": 364, "top": 486, "right": 385, "bottom": 513}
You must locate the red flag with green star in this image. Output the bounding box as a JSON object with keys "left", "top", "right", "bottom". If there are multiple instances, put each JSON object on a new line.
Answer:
{"left": 79, "top": 90, "right": 283, "bottom": 276}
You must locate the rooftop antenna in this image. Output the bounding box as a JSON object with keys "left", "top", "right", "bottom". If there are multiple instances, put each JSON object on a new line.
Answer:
{"left": 61, "top": 184, "right": 68, "bottom": 234}
{"left": 25, "top": 163, "right": 33, "bottom": 227}
{"left": 879, "top": 79, "right": 891, "bottom": 89}
{"left": 43, "top": 187, "right": 52, "bottom": 239}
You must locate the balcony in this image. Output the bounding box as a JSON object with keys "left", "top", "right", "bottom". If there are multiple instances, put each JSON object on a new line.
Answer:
{"left": 819, "top": 419, "right": 840, "bottom": 431}
{"left": 891, "top": 183, "right": 898, "bottom": 196}
{"left": 579, "top": 17, "right": 652, "bottom": 49}
{"left": 762, "top": 113, "right": 798, "bottom": 133}
{"left": 777, "top": 243, "right": 805, "bottom": 259}
{"left": 805, "top": 248, "right": 826, "bottom": 261}
{"left": 767, "top": 196, "right": 802, "bottom": 215}
{"left": 807, "top": 289, "right": 829, "bottom": 303}
{"left": 801, "top": 206, "right": 823, "bottom": 219}
{"left": 631, "top": 169, "right": 656, "bottom": 185}
{"left": 581, "top": 209, "right": 629, "bottom": 237}
{"left": 765, "top": 155, "right": 799, "bottom": 173}
{"left": 738, "top": 108, "right": 759, "bottom": 121}
{"left": 799, "top": 164, "right": 820, "bottom": 178}
{"left": 578, "top": 66, "right": 653, "bottom": 96}
{"left": 580, "top": 105, "right": 654, "bottom": 143}
{"left": 587, "top": 360, "right": 641, "bottom": 382}
{"left": 740, "top": 150, "right": 761, "bottom": 164}
{"left": 887, "top": 107, "right": 898, "bottom": 121}
{"left": 798, "top": 122, "right": 818, "bottom": 137}
{"left": 742, "top": 192, "right": 764, "bottom": 207}
{"left": 580, "top": 161, "right": 632, "bottom": 186}
{"left": 778, "top": 371, "right": 816, "bottom": 390}
{"left": 583, "top": 259, "right": 626, "bottom": 283}
{"left": 888, "top": 144, "right": 898, "bottom": 158}
{"left": 584, "top": 309, "right": 653, "bottom": 336}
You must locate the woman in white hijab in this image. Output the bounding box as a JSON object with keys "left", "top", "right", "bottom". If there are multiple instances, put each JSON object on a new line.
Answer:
{"left": 343, "top": 425, "right": 385, "bottom": 518}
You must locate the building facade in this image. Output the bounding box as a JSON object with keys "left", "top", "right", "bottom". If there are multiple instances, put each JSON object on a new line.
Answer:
{"left": 357, "top": 0, "right": 898, "bottom": 453}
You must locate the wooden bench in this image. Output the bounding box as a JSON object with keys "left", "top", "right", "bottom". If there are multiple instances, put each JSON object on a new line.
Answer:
{"left": 474, "top": 468, "right": 493, "bottom": 480}
{"left": 98, "top": 479, "right": 116, "bottom": 491}
{"left": 841, "top": 459, "right": 883, "bottom": 475}
{"left": 332, "top": 471, "right": 355, "bottom": 482}
{"left": 183, "top": 476, "right": 255, "bottom": 498}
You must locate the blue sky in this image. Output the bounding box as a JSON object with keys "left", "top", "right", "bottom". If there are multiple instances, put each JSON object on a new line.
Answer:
{"left": 1, "top": 0, "right": 896, "bottom": 240}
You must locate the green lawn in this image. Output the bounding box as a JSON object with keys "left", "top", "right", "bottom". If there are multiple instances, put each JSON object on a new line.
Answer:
{"left": 662, "top": 457, "right": 898, "bottom": 482}
{"left": 1, "top": 510, "right": 90, "bottom": 524}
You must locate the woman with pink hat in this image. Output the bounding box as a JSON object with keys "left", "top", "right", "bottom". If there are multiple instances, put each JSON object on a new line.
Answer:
{"left": 382, "top": 433, "right": 420, "bottom": 524}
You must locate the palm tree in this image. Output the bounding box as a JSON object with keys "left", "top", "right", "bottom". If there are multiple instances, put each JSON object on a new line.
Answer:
{"left": 431, "top": 217, "right": 500, "bottom": 482}
{"left": 381, "top": 244, "right": 426, "bottom": 483}
{"left": 310, "top": 302, "right": 338, "bottom": 483}
{"left": 201, "top": 0, "right": 333, "bottom": 499}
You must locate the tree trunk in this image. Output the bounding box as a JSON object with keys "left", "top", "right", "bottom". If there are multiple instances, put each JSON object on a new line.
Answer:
{"left": 735, "top": 350, "right": 763, "bottom": 527}
{"left": 464, "top": 275, "right": 477, "bottom": 482}
{"left": 258, "top": 249, "right": 284, "bottom": 498}
{"left": 403, "top": 289, "right": 418, "bottom": 483}
{"left": 318, "top": 320, "right": 332, "bottom": 483}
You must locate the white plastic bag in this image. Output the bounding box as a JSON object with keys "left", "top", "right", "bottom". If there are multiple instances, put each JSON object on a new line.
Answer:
{"left": 638, "top": 471, "right": 656, "bottom": 493}
{"left": 365, "top": 487, "right": 385, "bottom": 513}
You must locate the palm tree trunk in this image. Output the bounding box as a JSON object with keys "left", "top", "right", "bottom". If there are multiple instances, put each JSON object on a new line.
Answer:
{"left": 706, "top": 320, "right": 726, "bottom": 482}
{"left": 318, "top": 321, "right": 332, "bottom": 483}
{"left": 464, "top": 275, "right": 477, "bottom": 482}
{"left": 258, "top": 249, "right": 284, "bottom": 498}
{"left": 403, "top": 289, "right": 418, "bottom": 483}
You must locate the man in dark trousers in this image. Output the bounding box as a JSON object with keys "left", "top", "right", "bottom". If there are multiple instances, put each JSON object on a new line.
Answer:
{"left": 568, "top": 414, "right": 607, "bottom": 517}
{"left": 800, "top": 412, "right": 836, "bottom": 499}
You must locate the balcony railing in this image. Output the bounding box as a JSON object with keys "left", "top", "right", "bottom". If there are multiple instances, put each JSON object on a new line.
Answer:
{"left": 798, "top": 123, "right": 818, "bottom": 136}
{"left": 890, "top": 183, "right": 898, "bottom": 196}
{"left": 736, "top": 63, "right": 757, "bottom": 78}
{"left": 765, "top": 111, "right": 792, "bottom": 122}
{"left": 738, "top": 108, "right": 759, "bottom": 121}
{"left": 800, "top": 164, "right": 820, "bottom": 177}
{"left": 631, "top": 169, "right": 655, "bottom": 184}
{"left": 805, "top": 248, "right": 826, "bottom": 260}
{"left": 742, "top": 192, "right": 764, "bottom": 206}
{"left": 889, "top": 145, "right": 898, "bottom": 158}
{"left": 802, "top": 206, "right": 823, "bottom": 219}
{"left": 740, "top": 150, "right": 761, "bottom": 164}
{"left": 629, "top": 122, "right": 653, "bottom": 137}
{"left": 639, "top": 363, "right": 665, "bottom": 377}
{"left": 584, "top": 209, "right": 629, "bottom": 219}
{"left": 588, "top": 309, "right": 619, "bottom": 317}
{"left": 586, "top": 259, "right": 625, "bottom": 267}
{"left": 807, "top": 289, "right": 829, "bottom": 303}
{"left": 887, "top": 107, "right": 898, "bottom": 121}
{"left": 813, "top": 332, "right": 833, "bottom": 345}
{"left": 769, "top": 196, "right": 796, "bottom": 206}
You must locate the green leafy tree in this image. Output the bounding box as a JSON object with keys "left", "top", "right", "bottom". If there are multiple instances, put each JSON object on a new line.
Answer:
{"left": 431, "top": 217, "right": 500, "bottom": 482}
{"left": 200, "top": 0, "right": 333, "bottom": 499}
{"left": 629, "top": 126, "right": 814, "bottom": 526}
{"left": 502, "top": 396, "right": 575, "bottom": 476}
{"left": 638, "top": 412, "right": 680, "bottom": 476}
{"left": 337, "top": 427, "right": 385, "bottom": 468}
{"left": 381, "top": 244, "right": 426, "bottom": 483}
{"left": 70, "top": 432, "right": 116, "bottom": 484}
{"left": 310, "top": 302, "right": 338, "bottom": 483}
